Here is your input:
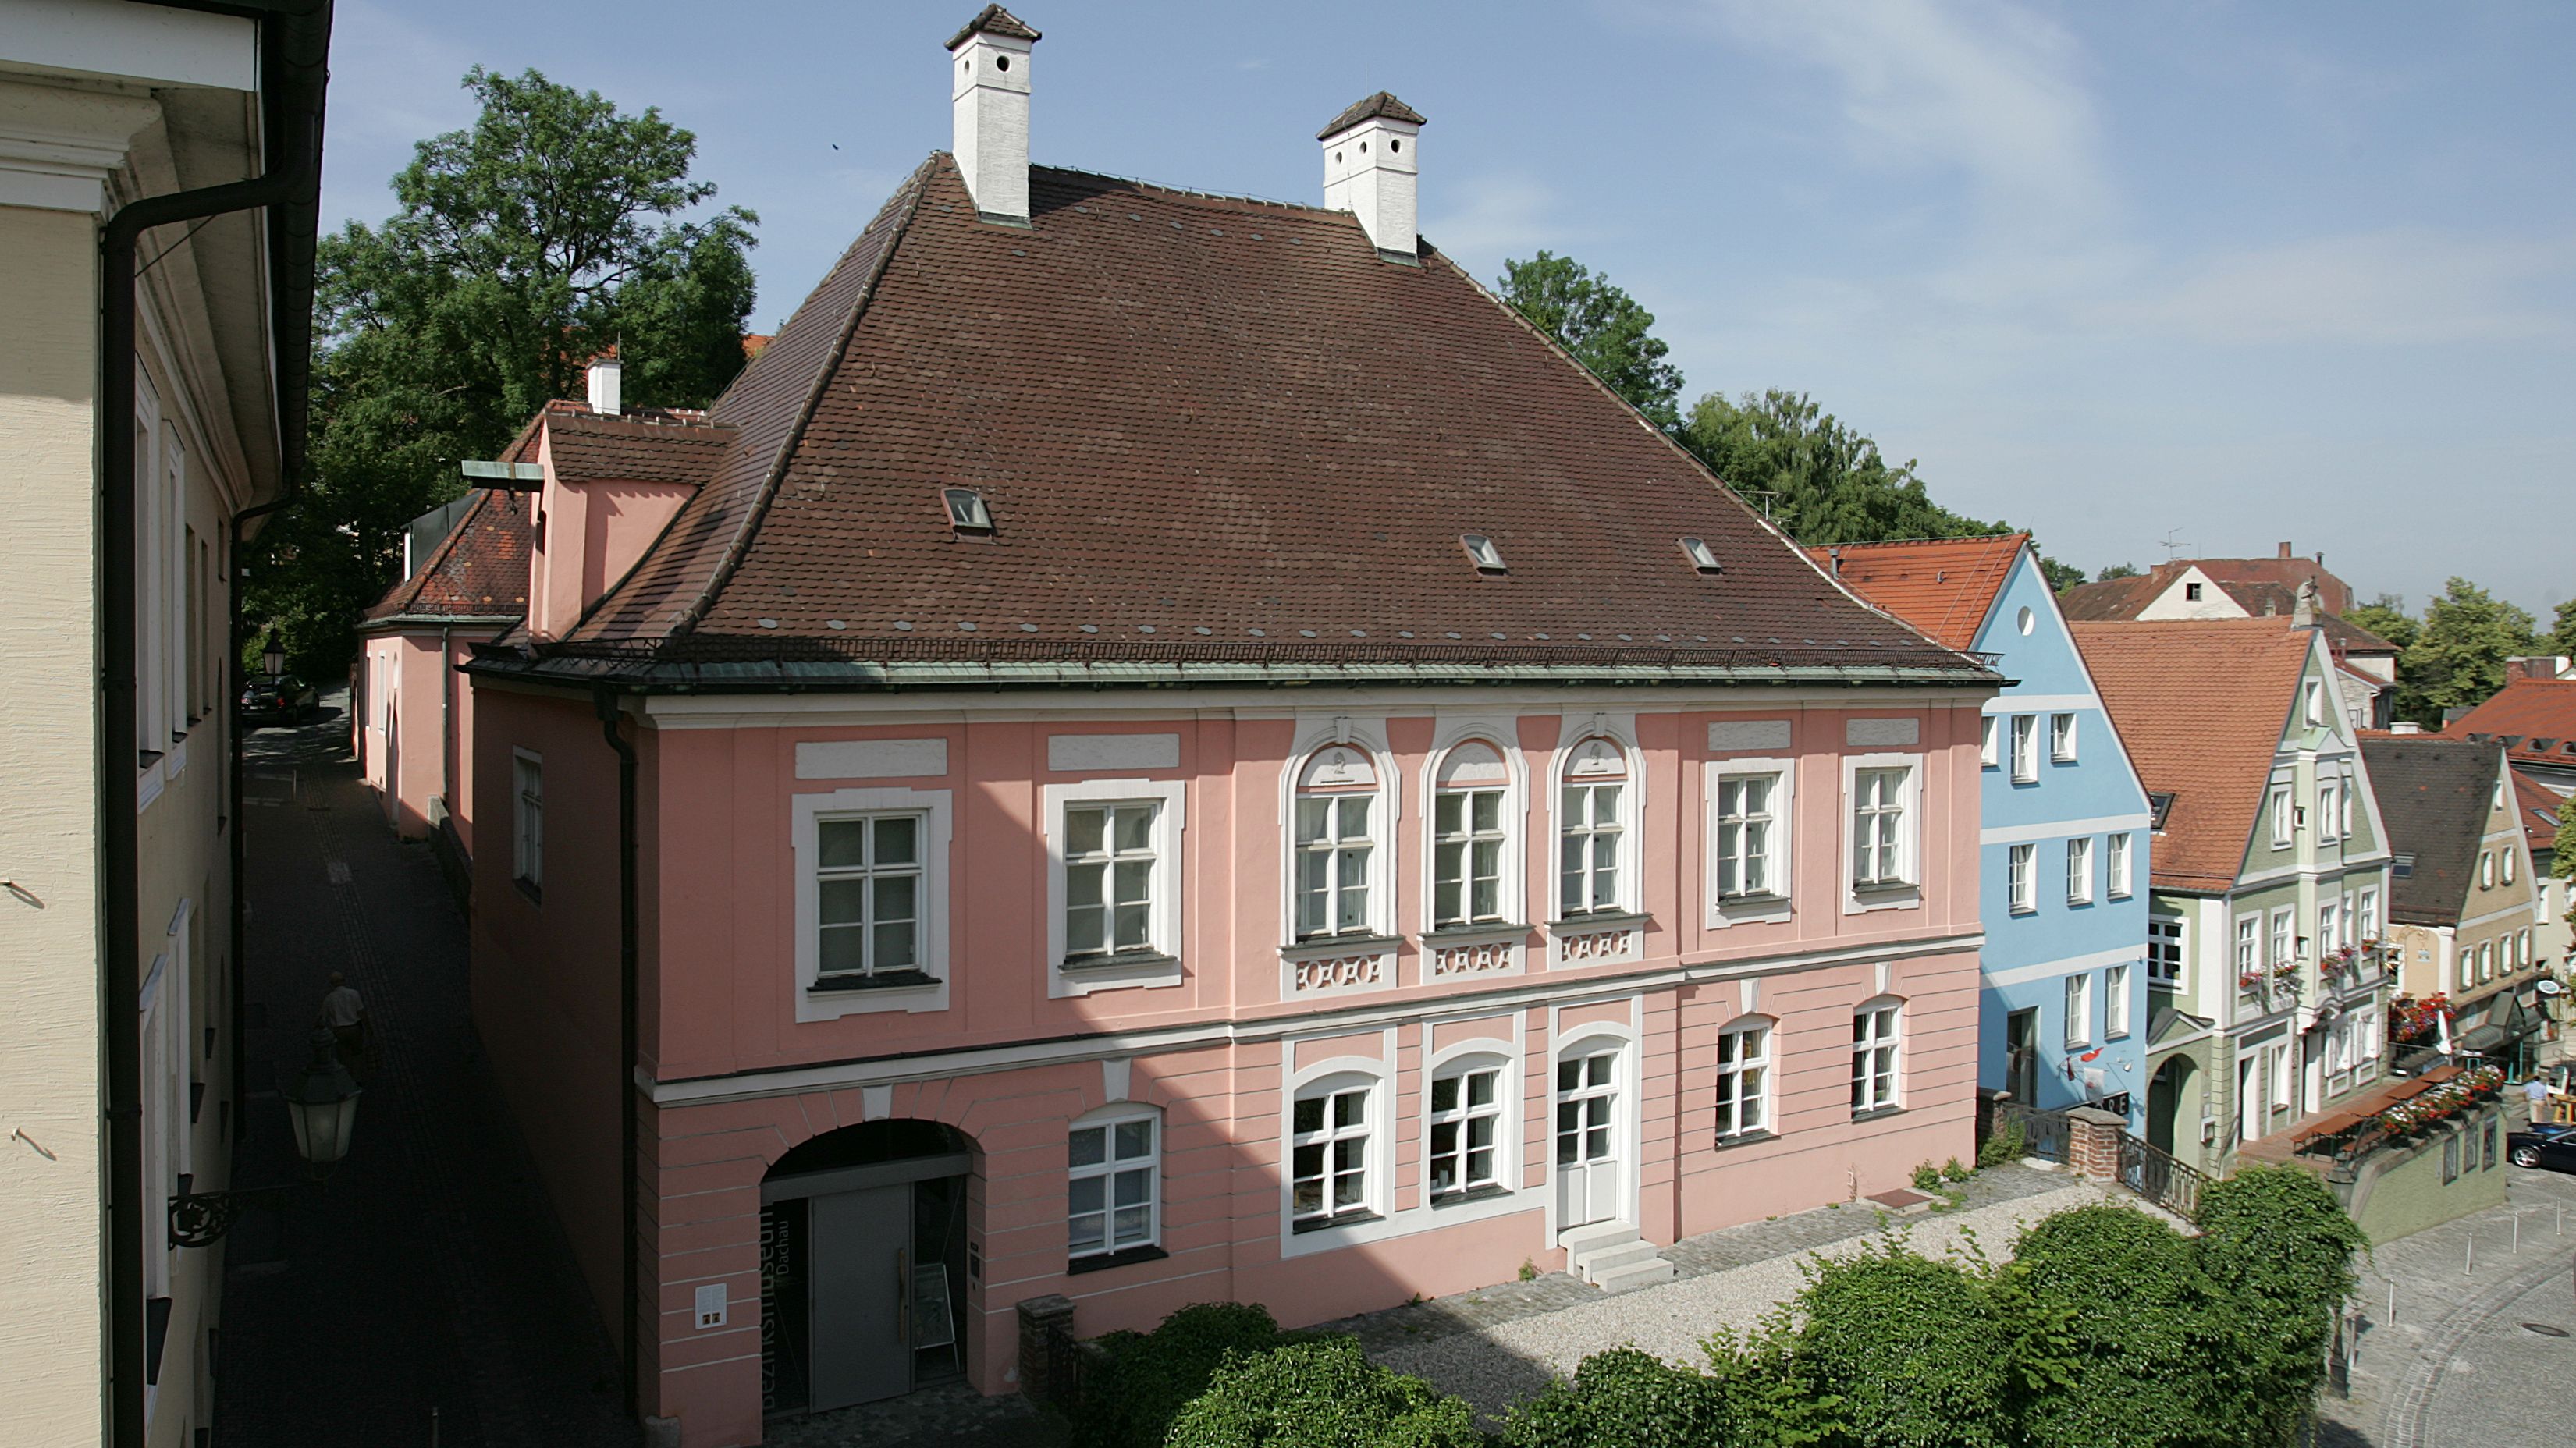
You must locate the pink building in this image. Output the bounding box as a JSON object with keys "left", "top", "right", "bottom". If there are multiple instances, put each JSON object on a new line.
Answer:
{"left": 463, "top": 12, "right": 1999, "bottom": 1444}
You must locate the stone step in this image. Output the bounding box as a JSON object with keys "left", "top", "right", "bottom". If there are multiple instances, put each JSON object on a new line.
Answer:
{"left": 1557, "top": 1219, "right": 1637, "bottom": 1255}
{"left": 1591, "top": 1256, "right": 1678, "bottom": 1294}
{"left": 1574, "top": 1240, "right": 1665, "bottom": 1277}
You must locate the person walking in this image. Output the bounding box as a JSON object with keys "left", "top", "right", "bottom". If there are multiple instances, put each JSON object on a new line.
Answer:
{"left": 321, "top": 971, "right": 368, "bottom": 1071}
{"left": 2530, "top": 1072, "right": 2554, "bottom": 1127}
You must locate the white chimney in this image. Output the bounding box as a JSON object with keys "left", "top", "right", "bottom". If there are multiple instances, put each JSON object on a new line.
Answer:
{"left": 1320, "top": 92, "right": 1425, "bottom": 258}
{"left": 587, "top": 355, "right": 622, "bottom": 416}
{"left": 947, "top": 6, "right": 1040, "bottom": 224}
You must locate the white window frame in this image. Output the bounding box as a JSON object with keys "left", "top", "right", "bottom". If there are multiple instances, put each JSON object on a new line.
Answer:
{"left": 2148, "top": 914, "right": 2184, "bottom": 989}
{"left": 2009, "top": 714, "right": 2039, "bottom": 783}
{"left": 812, "top": 812, "right": 929, "bottom": 981}
{"left": 2318, "top": 782, "right": 2340, "bottom": 843}
{"left": 1705, "top": 757, "right": 1793, "bottom": 926}
{"left": 2340, "top": 779, "right": 2355, "bottom": 838}
{"left": 2105, "top": 962, "right": 2132, "bottom": 1039}
{"left": 2318, "top": 900, "right": 2339, "bottom": 960}
{"left": 1980, "top": 715, "right": 1999, "bottom": 768}
{"left": 1851, "top": 998, "right": 1903, "bottom": 1116}
{"left": 2503, "top": 846, "right": 2517, "bottom": 886}
{"left": 1423, "top": 735, "right": 1523, "bottom": 934}
{"left": 1425, "top": 1052, "right": 1512, "bottom": 1201}
{"left": 1046, "top": 778, "right": 1188, "bottom": 997}
{"left": 2065, "top": 971, "right": 2094, "bottom": 1049}
{"left": 793, "top": 786, "right": 954, "bottom": 1020}
{"left": 1842, "top": 753, "right": 1924, "bottom": 912}
{"left": 1552, "top": 732, "right": 1643, "bottom": 921}
{"left": 2107, "top": 832, "right": 2133, "bottom": 899}
{"left": 2050, "top": 712, "right": 2077, "bottom": 764}
{"left": 2235, "top": 915, "right": 2260, "bottom": 984}
{"left": 1714, "top": 1016, "right": 1775, "bottom": 1141}
{"left": 2270, "top": 786, "right": 2294, "bottom": 847}
{"left": 2066, "top": 836, "right": 2095, "bottom": 905}
{"left": 2357, "top": 887, "right": 2378, "bottom": 941}
{"left": 1067, "top": 1103, "right": 1161, "bottom": 1262}
{"left": 2270, "top": 908, "right": 2295, "bottom": 971}
{"left": 511, "top": 747, "right": 543, "bottom": 893}
{"left": 2303, "top": 680, "right": 2326, "bottom": 727}
{"left": 1292, "top": 744, "right": 1386, "bottom": 942}
{"left": 2008, "top": 843, "right": 2037, "bottom": 915}
{"left": 1288, "top": 1068, "right": 1384, "bottom": 1233}
{"left": 2481, "top": 850, "right": 2496, "bottom": 889}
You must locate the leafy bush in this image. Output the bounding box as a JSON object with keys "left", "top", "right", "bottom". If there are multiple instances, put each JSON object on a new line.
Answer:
{"left": 1502, "top": 1347, "right": 1726, "bottom": 1447}
{"left": 1977, "top": 1119, "right": 2027, "bottom": 1167}
{"left": 1795, "top": 1244, "right": 2013, "bottom": 1448}
{"left": 1940, "top": 1158, "right": 1971, "bottom": 1184}
{"left": 1072, "top": 1302, "right": 1291, "bottom": 1448}
{"left": 2193, "top": 1167, "right": 2367, "bottom": 1446}
{"left": 1910, "top": 1162, "right": 1942, "bottom": 1192}
{"left": 2008, "top": 1204, "right": 2230, "bottom": 1448}
{"left": 1164, "top": 1335, "right": 1483, "bottom": 1448}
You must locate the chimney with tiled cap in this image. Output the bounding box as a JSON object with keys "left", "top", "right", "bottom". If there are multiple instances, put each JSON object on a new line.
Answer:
{"left": 587, "top": 353, "right": 621, "bottom": 416}
{"left": 947, "top": 5, "right": 1040, "bottom": 224}
{"left": 1320, "top": 91, "right": 1425, "bottom": 258}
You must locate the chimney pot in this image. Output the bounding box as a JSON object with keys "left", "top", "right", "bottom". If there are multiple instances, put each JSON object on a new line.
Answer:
{"left": 587, "top": 356, "right": 622, "bottom": 416}
{"left": 1319, "top": 92, "right": 1425, "bottom": 257}
{"left": 2277, "top": 541, "right": 2294, "bottom": 559}
{"left": 947, "top": 7, "right": 1040, "bottom": 224}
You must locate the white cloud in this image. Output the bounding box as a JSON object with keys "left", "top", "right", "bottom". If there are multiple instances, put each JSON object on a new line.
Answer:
{"left": 2095, "top": 230, "right": 2576, "bottom": 346}
{"left": 1424, "top": 173, "right": 1578, "bottom": 262}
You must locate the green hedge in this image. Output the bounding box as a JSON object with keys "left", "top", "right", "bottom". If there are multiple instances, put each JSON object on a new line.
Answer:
{"left": 1071, "top": 1302, "right": 1294, "bottom": 1448}
{"left": 1165, "top": 1336, "right": 1483, "bottom": 1448}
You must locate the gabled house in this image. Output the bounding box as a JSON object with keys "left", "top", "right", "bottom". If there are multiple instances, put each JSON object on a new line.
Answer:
{"left": 2358, "top": 733, "right": 2547, "bottom": 1071}
{"left": 2451, "top": 674, "right": 2576, "bottom": 794}
{"left": 1814, "top": 536, "right": 2154, "bottom": 1129}
{"left": 458, "top": 12, "right": 2003, "bottom": 1443}
{"left": 2071, "top": 619, "right": 2395, "bottom": 1176}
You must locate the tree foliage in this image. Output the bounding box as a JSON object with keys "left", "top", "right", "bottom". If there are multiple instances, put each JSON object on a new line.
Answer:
{"left": 1074, "top": 1302, "right": 1294, "bottom": 1448}
{"left": 1495, "top": 251, "right": 1685, "bottom": 429}
{"left": 1680, "top": 389, "right": 2006, "bottom": 548}
{"left": 1164, "top": 1336, "right": 1483, "bottom": 1448}
{"left": 2550, "top": 597, "right": 2576, "bottom": 662}
{"left": 2345, "top": 593, "right": 2418, "bottom": 653}
{"left": 2556, "top": 794, "right": 2576, "bottom": 883}
{"left": 246, "top": 67, "right": 757, "bottom": 678}
{"left": 1793, "top": 1243, "right": 2015, "bottom": 1448}
{"left": 2095, "top": 563, "right": 2144, "bottom": 583}
{"left": 2008, "top": 1205, "right": 2230, "bottom": 1448}
{"left": 2192, "top": 1166, "right": 2368, "bottom": 1447}
{"left": 2390, "top": 577, "right": 2539, "bottom": 726}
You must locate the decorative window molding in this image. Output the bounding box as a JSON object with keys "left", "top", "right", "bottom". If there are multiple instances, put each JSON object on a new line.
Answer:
{"left": 1068, "top": 1102, "right": 1160, "bottom": 1265}
{"left": 2269, "top": 786, "right": 2294, "bottom": 847}
{"left": 1553, "top": 733, "right": 1638, "bottom": 920}
{"left": 1288, "top": 1067, "right": 1384, "bottom": 1233}
{"left": 1842, "top": 753, "right": 1924, "bottom": 914}
{"left": 2318, "top": 782, "right": 2341, "bottom": 843}
{"left": 1045, "top": 778, "right": 1186, "bottom": 998}
{"left": 1424, "top": 736, "right": 1522, "bottom": 935}
{"left": 1714, "top": 1016, "right": 1774, "bottom": 1141}
{"left": 1850, "top": 997, "right": 1903, "bottom": 1116}
{"left": 1426, "top": 1052, "right": 1510, "bottom": 1201}
{"left": 1048, "top": 732, "right": 1181, "bottom": 774}
{"left": 794, "top": 737, "right": 949, "bottom": 780}
{"left": 1294, "top": 745, "right": 1384, "bottom": 942}
{"left": 793, "top": 786, "right": 954, "bottom": 1020}
{"left": 1705, "top": 756, "right": 1793, "bottom": 928}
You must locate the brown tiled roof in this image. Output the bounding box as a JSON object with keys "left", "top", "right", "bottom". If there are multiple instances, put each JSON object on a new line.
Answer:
{"left": 1317, "top": 91, "right": 1427, "bottom": 139}
{"left": 536, "top": 157, "right": 1980, "bottom": 689}
{"left": 2070, "top": 619, "right": 2318, "bottom": 893}
{"left": 2058, "top": 558, "right": 2365, "bottom": 634}
{"left": 2451, "top": 679, "right": 2576, "bottom": 770}
{"left": 2056, "top": 571, "right": 2165, "bottom": 621}
{"left": 947, "top": 4, "right": 1038, "bottom": 48}
{"left": 363, "top": 488, "right": 536, "bottom": 625}
{"left": 544, "top": 408, "right": 735, "bottom": 488}
{"left": 2511, "top": 767, "right": 2568, "bottom": 858}
{"left": 1800, "top": 534, "right": 2026, "bottom": 651}
{"left": 2355, "top": 733, "right": 2500, "bottom": 925}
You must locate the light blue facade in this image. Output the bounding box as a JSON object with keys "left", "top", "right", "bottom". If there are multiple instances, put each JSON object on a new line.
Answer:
{"left": 1971, "top": 548, "right": 2155, "bottom": 1130}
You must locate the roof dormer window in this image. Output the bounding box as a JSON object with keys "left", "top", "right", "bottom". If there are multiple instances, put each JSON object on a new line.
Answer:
{"left": 1459, "top": 534, "right": 1506, "bottom": 573}
{"left": 943, "top": 488, "right": 994, "bottom": 534}
{"left": 1679, "top": 536, "right": 1722, "bottom": 574}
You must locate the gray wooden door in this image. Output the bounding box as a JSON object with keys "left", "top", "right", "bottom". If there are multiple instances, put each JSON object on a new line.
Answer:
{"left": 808, "top": 1184, "right": 911, "bottom": 1410}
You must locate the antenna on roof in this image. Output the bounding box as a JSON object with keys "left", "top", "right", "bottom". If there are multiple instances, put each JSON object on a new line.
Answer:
{"left": 2159, "top": 527, "right": 2183, "bottom": 562}
{"left": 1736, "top": 488, "right": 1779, "bottom": 520}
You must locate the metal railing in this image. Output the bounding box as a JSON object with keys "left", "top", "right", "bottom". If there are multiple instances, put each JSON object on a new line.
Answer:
{"left": 1988, "top": 1102, "right": 2073, "bottom": 1164}
{"left": 2116, "top": 1132, "right": 2209, "bottom": 1222}
{"left": 1043, "top": 1316, "right": 1094, "bottom": 1415}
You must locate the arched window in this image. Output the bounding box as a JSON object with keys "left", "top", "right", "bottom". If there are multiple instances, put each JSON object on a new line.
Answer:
{"left": 1851, "top": 997, "right": 1903, "bottom": 1116}
{"left": 1714, "top": 1017, "right": 1774, "bottom": 1141}
{"left": 1558, "top": 736, "right": 1633, "bottom": 917}
{"left": 1295, "top": 746, "right": 1379, "bottom": 940}
{"left": 1431, "top": 742, "right": 1511, "bottom": 930}
{"left": 1290, "top": 1070, "right": 1380, "bottom": 1229}
{"left": 1068, "top": 1103, "right": 1160, "bottom": 1263}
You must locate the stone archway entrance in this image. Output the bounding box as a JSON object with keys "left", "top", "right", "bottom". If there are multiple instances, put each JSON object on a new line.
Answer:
{"left": 2146, "top": 1054, "right": 2198, "bottom": 1159}
{"left": 759, "top": 1120, "right": 975, "bottom": 1417}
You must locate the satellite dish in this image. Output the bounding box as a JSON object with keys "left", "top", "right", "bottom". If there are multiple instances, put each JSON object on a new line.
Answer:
{"left": 2539, "top": 978, "right": 2564, "bottom": 998}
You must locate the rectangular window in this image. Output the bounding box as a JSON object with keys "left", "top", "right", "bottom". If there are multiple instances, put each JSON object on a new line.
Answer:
{"left": 2503, "top": 846, "right": 2517, "bottom": 886}
{"left": 1427, "top": 1066, "right": 1503, "bottom": 1198}
{"left": 2009, "top": 715, "right": 2038, "bottom": 783}
{"left": 2318, "top": 783, "right": 2340, "bottom": 843}
{"left": 813, "top": 813, "right": 926, "bottom": 981}
{"left": 2270, "top": 786, "right": 2294, "bottom": 846}
{"left": 1851, "top": 1004, "right": 1901, "bottom": 1114}
{"left": 2358, "top": 889, "right": 2379, "bottom": 941}
{"left": 1068, "top": 1113, "right": 1158, "bottom": 1260}
{"left": 2008, "top": 843, "right": 2036, "bottom": 914}
{"left": 1715, "top": 1021, "right": 1771, "bottom": 1139}
{"left": 1851, "top": 767, "right": 1911, "bottom": 889}
{"left": 2066, "top": 836, "right": 2095, "bottom": 905}
{"left": 2064, "top": 972, "right": 2093, "bottom": 1048}
{"left": 2480, "top": 850, "right": 2495, "bottom": 889}
{"left": 2107, "top": 832, "right": 2133, "bottom": 899}
{"left": 2341, "top": 782, "right": 2354, "bottom": 838}
{"left": 183, "top": 526, "right": 201, "bottom": 721}
{"left": 1291, "top": 1083, "right": 1373, "bottom": 1228}
{"left": 1558, "top": 780, "right": 1626, "bottom": 915}
{"left": 2270, "top": 1043, "right": 2292, "bottom": 1115}
{"left": 1715, "top": 773, "right": 1782, "bottom": 900}
{"left": 2148, "top": 915, "right": 2183, "bottom": 988}
{"left": 1065, "top": 802, "right": 1160, "bottom": 958}
{"left": 1431, "top": 785, "right": 1506, "bottom": 928}
{"left": 2235, "top": 916, "right": 2260, "bottom": 983}
{"left": 1295, "top": 792, "right": 1374, "bottom": 939}
{"left": 2271, "top": 909, "right": 2294, "bottom": 970}
{"left": 2105, "top": 963, "right": 2131, "bottom": 1039}
{"left": 511, "top": 751, "right": 543, "bottom": 893}
{"left": 2050, "top": 712, "right": 2077, "bottom": 763}
{"left": 2318, "top": 902, "right": 2338, "bottom": 960}
{"left": 1980, "top": 715, "right": 1999, "bottom": 768}
{"left": 2303, "top": 680, "right": 2326, "bottom": 727}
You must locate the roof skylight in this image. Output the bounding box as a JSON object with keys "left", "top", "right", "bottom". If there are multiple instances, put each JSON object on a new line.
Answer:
{"left": 1459, "top": 534, "right": 1506, "bottom": 573}
{"left": 943, "top": 487, "right": 994, "bottom": 534}
{"left": 1679, "top": 536, "right": 1722, "bottom": 574}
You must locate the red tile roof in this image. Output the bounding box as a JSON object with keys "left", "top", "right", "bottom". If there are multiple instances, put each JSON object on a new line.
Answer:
{"left": 2070, "top": 619, "right": 2318, "bottom": 893}
{"left": 2509, "top": 765, "right": 2567, "bottom": 858}
{"left": 2057, "top": 558, "right": 2381, "bottom": 647}
{"left": 1800, "top": 534, "right": 2027, "bottom": 651}
{"left": 544, "top": 408, "right": 735, "bottom": 488}
{"left": 363, "top": 488, "right": 536, "bottom": 625}
{"left": 2451, "top": 678, "right": 2576, "bottom": 771}
{"left": 521, "top": 157, "right": 1981, "bottom": 687}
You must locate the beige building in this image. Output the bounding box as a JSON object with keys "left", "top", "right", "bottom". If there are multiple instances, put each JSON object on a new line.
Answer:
{"left": 0, "top": 4, "right": 327, "bottom": 1445}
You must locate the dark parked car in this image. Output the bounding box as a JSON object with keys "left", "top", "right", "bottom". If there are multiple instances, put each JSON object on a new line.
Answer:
{"left": 2507, "top": 1121, "right": 2576, "bottom": 1173}
{"left": 240, "top": 675, "right": 318, "bottom": 726}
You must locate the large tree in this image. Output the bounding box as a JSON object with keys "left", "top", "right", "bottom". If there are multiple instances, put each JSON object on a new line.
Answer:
{"left": 247, "top": 66, "right": 757, "bottom": 677}
{"left": 2346, "top": 592, "right": 2418, "bottom": 652}
{"left": 2549, "top": 596, "right": 2576, "bottom": 662}
{"left": 2393, "top": 577, "right": 2538, "bottom": 726}
{"left": 1681, "top": 388, "right": 2006, "bottom": 546}
{"left": 1495, "top": 251, "right": 1684, "bottom": 429}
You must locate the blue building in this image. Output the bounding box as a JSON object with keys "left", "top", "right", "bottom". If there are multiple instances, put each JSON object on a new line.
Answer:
{"left": 1817, "top": 537, "right": 2155, "bottom": 1129}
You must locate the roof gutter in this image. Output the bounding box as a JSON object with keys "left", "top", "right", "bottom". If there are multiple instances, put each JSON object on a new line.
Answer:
{"left": 102, "top": 6, "right": 329, "bottom": 1446}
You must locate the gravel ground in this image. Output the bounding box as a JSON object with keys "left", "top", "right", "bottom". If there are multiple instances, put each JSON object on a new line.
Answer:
{"left": 1374, "top": 1176, "right": 2132, "bottom": 1421}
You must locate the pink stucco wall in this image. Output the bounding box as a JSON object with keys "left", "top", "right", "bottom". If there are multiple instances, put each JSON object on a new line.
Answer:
{"left": 526, "top": 436, "right": 694, "bottom": 641}
{"left": 471, "top": 691, "right": 1986, "bottom": 1447}
{"left": 358, "top": 626, "right": 499, "bottom": 850}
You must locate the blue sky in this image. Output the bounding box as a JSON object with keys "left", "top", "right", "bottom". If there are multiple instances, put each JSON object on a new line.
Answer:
{"left": 322, "top": 1, "right": 2574, "bottom": 619}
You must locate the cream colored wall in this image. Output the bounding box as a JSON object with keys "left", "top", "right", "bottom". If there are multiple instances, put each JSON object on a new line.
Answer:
{"left": 0, "top": 199, "right": 108, "bottom": 1448}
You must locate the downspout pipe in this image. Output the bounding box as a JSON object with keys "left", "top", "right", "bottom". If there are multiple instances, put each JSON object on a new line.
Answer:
{"left": 595, "top": 688, "right": 642, "bottom": 1422}
{"left": 104, "top": 5, "right": 329, "bottom": 1445}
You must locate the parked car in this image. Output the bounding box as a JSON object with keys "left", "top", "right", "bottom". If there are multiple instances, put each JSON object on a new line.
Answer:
{"left": 2507, "top": 1122, "right": 2576, "bottom": 1173}
{"left": 240, "top": 675, "right": 318, "bottom": 726}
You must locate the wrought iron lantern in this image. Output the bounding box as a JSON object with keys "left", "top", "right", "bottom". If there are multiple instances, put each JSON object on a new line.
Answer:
{"left": 170, "top": 1030, "right": 362, "bottom": 1247}
{"left": 261, "top": 632, "right": 285, "bottom": 677}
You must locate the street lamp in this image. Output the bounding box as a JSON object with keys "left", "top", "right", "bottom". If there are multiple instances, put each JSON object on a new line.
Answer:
{"left": 261, "top": 632, "right": 285, "bottom": 678}
{"left": 169, "top": 1030, "right": 364, "bottom": 1247}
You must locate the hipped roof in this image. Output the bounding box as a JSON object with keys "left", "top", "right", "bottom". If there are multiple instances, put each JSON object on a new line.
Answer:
{"left": 1800, "top": 534, "right": 2027, "bottom": 651}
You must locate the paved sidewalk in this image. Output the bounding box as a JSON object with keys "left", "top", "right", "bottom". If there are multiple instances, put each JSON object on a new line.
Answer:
{"left": 213, "top": 697, "right": 635, "bottom": 1447}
